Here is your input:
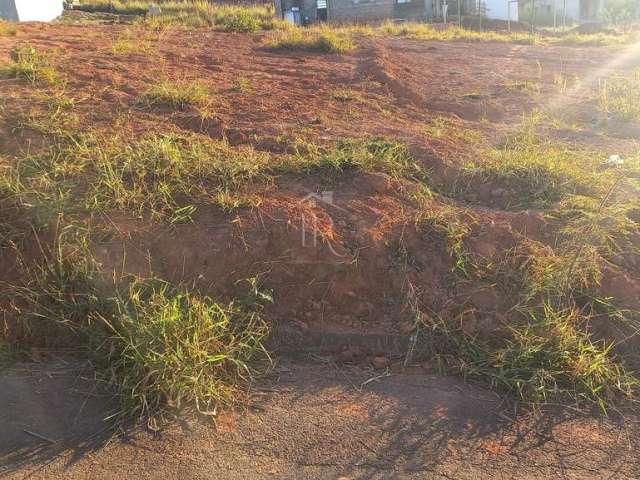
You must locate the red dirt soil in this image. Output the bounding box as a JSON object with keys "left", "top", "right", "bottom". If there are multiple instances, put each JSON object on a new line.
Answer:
{"left": 1, "top": 19, "right": 640, "bottom": 479}
{"left": 1, "top": 22, "right": 639, "bottom": 341}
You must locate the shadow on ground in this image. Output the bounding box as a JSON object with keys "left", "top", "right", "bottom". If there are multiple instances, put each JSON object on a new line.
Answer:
{"left": 1, "top": 358, "right": 639, "bottom": 479}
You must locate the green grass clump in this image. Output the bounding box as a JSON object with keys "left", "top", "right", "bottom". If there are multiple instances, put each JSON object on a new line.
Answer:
{"left": 0, "top": 20, "right": 17, "bottom": 37}
{"left": 3, "top": 46, "right": 59, "bottom": 86}
{"left": 552, "top": 194, "right": 640, "bottom": 261}
{"left": 330, "top": 89, "right": 364, "bottom": 103}
{"left": 214, "top": 8, "right": 263, "bottom": 33}
{"left": 73, "top": 0, "right": 149, "bottom": 15}
{"left": 454, "top": 127, "right": 610, "bottom": 209}
{"left": 3, "top": 131, "right": 271, "bottom": 223}
{"left": 285, "top": 137, "right": 426, "bottom": 181}
{"left": 111, "top": 36, "right": 148, "bottom": 54}
{"left": 88, "top": 133, "right": 271, "bottom": 220}
{"left": 7, "top": 130, "right": 429, "bottom": 224}
{"left": 430, "top": 304, "right": 636, "bottom": 409}
{"left": 142, "top": 79, "right": 211, "bottom": 110}
{"left": 598, "top": 69, "right": 640, "bottom": 122}
{"left": 378, "top": 21, "right": 538, "bottom": 45}
{"left": 94, "top": 278, "right": 271, "bottom": 419}
{"left": 414, "top": 197, "right": 474, "bottom": 275}
{"left": 6, "top": 234, "right": 272, "bottom": 420}
{"left": 374, "top": 20, "right": 636, "bottom": 46}
{"left": 75, "top": 1, "right": 287, "bottom": 31}
{"left": 265, "top": 27, "right": 355, "bottom": 54}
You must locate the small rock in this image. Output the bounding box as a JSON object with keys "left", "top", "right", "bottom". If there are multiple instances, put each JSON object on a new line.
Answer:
{"left": 372, "top": 356, "right": 391, "bottom": 369}
{"left": 398, "top": 321, "right": 414, "bottom": 334}
{"left": 338, "top": 346, "right": 366, "bottom": 363}
{"left": 366, "top": 172, "right": 392, "bottom": 194}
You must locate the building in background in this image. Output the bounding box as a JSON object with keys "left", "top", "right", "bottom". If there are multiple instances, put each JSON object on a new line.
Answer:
{"left": 0, "top": 0, "right": 63, "bottom": 22}
{"left": 275, "top": 0, "right": 518, "bottom": 24}
{"left": 519, "top": 0, "right": 605, "bottom": 24}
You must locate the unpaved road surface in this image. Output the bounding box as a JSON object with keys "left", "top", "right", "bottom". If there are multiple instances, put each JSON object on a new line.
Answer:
{"left": 2, "top": 359, "right": 639, "bottom": 479}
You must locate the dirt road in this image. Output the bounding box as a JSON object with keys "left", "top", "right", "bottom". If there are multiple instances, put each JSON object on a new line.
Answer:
{"left": 2, "top": 359, "right": 639, "bottom": 480}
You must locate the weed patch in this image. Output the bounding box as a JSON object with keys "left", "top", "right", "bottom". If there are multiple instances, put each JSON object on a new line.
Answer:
{"left": 3, "top": 46, "right": 59, "bottom": 86}
{"left": 375, "top": 20, "right": 637, "bottom": 46}
{"left": 232, "top": 76, "right": 253, "bottom": 93}
{"left": 87, "top": 133, "right": 271, "bottom": 220}
{"left": 142, "top": 79, "right": 212, "bottom": 110}
{"left": 5, "top": 232, "right": 272, "bottom": 421}
{"left": 265, "top": 27, "right": 355, "bottom": 54}
{"left": 452, "top": 124, "right": 617, "bottom": 209}
{"left": 413, "top": 195, "right": 475, "bottom": 275}
{"left": 330, "top": 89, "right": 364, "bottom": 103}
{"left": 0, "top": 20, "right": 17, "bottom": 37}
{"left": 422, "top": 304, "right": 636, "bottom": 409}
{"left": 76, "top": 1, "right": 288, "bottom": 31}
{"left": 94, "top": 277, "right": 271, "bottom": 420}
{"left": 111, "top": 35, "right": 149, "bottom": 54}
{"left": 598, "top": 69, "right": 640, "bottom": 122}
{"left": 284, "top": 138, "right": 426, "bottom": 181}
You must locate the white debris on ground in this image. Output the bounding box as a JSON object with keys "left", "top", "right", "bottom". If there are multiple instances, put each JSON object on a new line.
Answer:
{"left": 604, "top": 154, "right": 625, "bottom": 166}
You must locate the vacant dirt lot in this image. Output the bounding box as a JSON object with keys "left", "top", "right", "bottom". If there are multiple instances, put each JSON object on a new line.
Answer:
{"left": 1, "top": 20, "right": 640, "bottom": 479}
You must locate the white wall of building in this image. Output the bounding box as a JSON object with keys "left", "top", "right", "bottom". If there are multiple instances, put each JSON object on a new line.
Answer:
{"left": 484, "top": 0, "right": 518, "bottom": 21}
{"left": 0, "top": 0, "right": 63, "bottom": 22}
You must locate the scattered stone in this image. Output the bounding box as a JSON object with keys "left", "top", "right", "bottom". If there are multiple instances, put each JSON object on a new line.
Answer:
{"left": 365, "top": 172, "right": 392, "bottom": 194}
{"left": 337, "top": 346, "right": 366, "bottom": 364}
{"left": 371, "top": 356, "right": 391, "bottom": 369}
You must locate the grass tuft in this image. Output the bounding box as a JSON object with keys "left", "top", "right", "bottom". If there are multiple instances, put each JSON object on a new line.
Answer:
{"left": 0, "top": 20, "right": 17, "bottom": 37}
{"left": 142, "top": 79, "right": 212, "bottom": 110}
{"left": 3, "top": 46, "right": 59, "bottom": 86}
{"left": 427, "top": 304, "right": 636, "bottom": 409}
{"left": 284, "top": 137, "right": 426, "bottom": 181}
{"left": 88, "top": 133, "right": 271, "bottom": 220}
{"left": 265, "top": 27, "right": 356, "bottom": 54}
{"left": 452, "top": 121, "right": 617, "bottom": 209}
{"left": 6, "top": 231, "right": 272, "bottom": 421}
{"left": 94, "top": 277, "right": 271, "bottom": 420}
{"left": 414, "top": 198, "right": 475, "bottom": 275}
{"left": 598, "top": 69, "right": 640, "bottom": 122}
{"left": 330, "top": 89, "right": 364, "bottom": 103}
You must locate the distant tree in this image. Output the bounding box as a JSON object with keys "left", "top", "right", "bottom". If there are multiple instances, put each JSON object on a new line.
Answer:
{"left": 604, "top": 0, "right": 639, "bottom": 29}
